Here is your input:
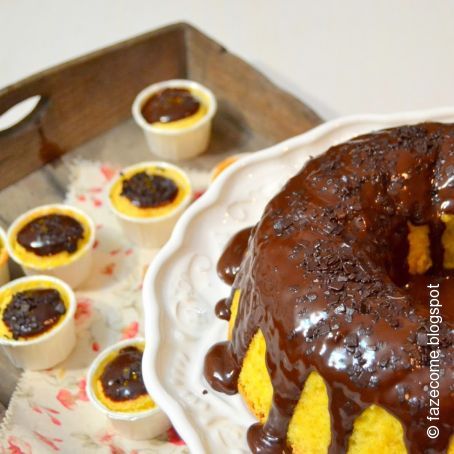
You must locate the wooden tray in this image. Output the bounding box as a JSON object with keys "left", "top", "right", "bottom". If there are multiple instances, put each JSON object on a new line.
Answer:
{"left": 0, "top": 22, "right": 321, "bottom": 406}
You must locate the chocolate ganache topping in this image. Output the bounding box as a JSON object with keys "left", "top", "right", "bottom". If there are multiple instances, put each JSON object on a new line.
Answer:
{"left": 17, "top": 214, "right": 84, "bottom": 256}
{"left": 120, "top": 171, "right": 179, "bottom": 208}
{"left": 141, "top": 88, "right": 200, "bottom": 124}
{"left": 100, "top": 346, "right": 147, "bottom": 402}
{"left": 217, "top": 227, "right": 253, "bottom": 286}
{"left": 204, "top": 123, "right": 454, "bottom": 453}
{"left": 3, "top": 289, "right": 66, "bottom": 339}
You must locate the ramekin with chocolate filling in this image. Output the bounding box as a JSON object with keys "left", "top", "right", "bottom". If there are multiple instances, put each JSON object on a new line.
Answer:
{"left": 132, "top": 79, "right": 217, "bottom": 160}
{"left": 86, "top": 338, "right": 170, "bottom": 440}
{"left": 0, "top": 275, "right": 76, "bottom": 370}
{"left": 108, "top": 161, "right": 192, "bottom": 248}
{"left": 7, "top": 204, "right": 95, "bottom": 288}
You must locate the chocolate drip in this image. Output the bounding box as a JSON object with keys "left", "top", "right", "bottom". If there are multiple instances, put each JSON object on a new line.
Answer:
{"left": 215, "top": 298, "right": 231, "bottom": 321}
{"left": 2, "top": 289, "right": 66, "bottom": 339}
{"left": 204, "top": 123, "right": 454, "bottom": 453}
{"left": 120, "top": 171, "right": 178, "bottom": 208}
{"left": 247, "top": 365, "right": 311, "bottom": 453}
{"left": 141, "top": 88, "right": 200, "bottom": 124}
{"left": 327, "top": 387, "right": 366, "bottom": 453}
{"left": 247, "top": 422, "right": 292, "bottom": 453}
{"left": 203, "top": 341, "right": 239, "bottom": 395}
{"left": 100, "top": 346, "right": 147, "bottom": 402}
{"left": 217, "top": 227, "right": 253, "bottom": 285}
{"left": 17, "top": 214, "right": 84, "bottom": 256}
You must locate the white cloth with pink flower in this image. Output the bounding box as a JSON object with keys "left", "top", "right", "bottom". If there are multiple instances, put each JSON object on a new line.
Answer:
{"left": 0, "top": 161, "right": 188, "bottom": 453}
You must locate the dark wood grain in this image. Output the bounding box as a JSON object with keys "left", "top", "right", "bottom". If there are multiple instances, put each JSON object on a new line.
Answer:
{"left": 0, "top": 23, "right": 321, "bottom": 191}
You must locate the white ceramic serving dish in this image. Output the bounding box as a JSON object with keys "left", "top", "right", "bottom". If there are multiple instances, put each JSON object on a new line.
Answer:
{"left": 142, "top": 107, "right": 454, "bottom": 453}
{"left": 132, "top": 79, "right": 217, "bottom": 161}
{"left": 0, "top": 275, "right": 76, "bottom": 370}
{"left": 108, "top": 161, "right": 193, "bottom": 249}
{"left": 86, "top": 337, "right": 171, "bottom": 440}
{"left": 6, "top": 204, "right": 95, "bottom": 289}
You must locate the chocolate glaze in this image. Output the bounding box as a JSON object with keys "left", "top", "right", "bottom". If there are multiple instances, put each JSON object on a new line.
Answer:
{"left": 100, "top": 346, "right": 147, "bottom": 402}
{"left": 120, "top": 171, "right": 178, "bottom": 208}
{"left": 215, "top": 298, "right": 231, "bottom": 321}
{"left": 2, "top": 289, "right": 66, "bottom": 339}
{"left": 204, "top": 123, "right": 454, "bottom": 453}
{"left": 141, "top": 88, "right": 200, "bottom": 124}
{"left": 17, "top": 214, "right": 84, "bottom": 256}
{"left": 217, "top": 227, "right": 253, "bottom": 286}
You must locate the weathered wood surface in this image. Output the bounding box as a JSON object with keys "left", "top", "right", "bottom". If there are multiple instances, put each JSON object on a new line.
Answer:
{"left": 0, "top": 23, "right": 320, "bottom": 191}
{"left": 0, "top": 24, "right": 185, "bottom": 190}
{"left": 0, "top": 22, "right": 321, "bottom": 407}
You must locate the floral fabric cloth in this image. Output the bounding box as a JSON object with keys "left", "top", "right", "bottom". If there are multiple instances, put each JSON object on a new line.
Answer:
{"left": 0, "top": 161, "right": 194, "bottom": 454}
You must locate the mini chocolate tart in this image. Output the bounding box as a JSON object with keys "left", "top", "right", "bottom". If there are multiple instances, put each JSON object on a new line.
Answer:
{"left": 132, "top": 79, "right": 217, "bottom": 161}
{"left": 120, "top": 172, "right": 179, "bottom": 209}
{"left": 87, "top": 338, "right": 170, "bottom": 440}
{"left": 141, "top": 87, "right": 208, "bottom": 130}
{"left": 8, "top": 205, "right": 93, "bottom": 270}
{"left": 17, "top": 214, "right": 84, "bottom": 257}
{"left": 109, "top": 162, "right": 191, "bottom": 219}
{"left": 3, "top": 288, "right": 65, "bottom": 340}
{"left": 93, "top": 341, "right": 155, "bottom": 413}
{"left": 0, "top": 277, "right": 70, "bottom": 341}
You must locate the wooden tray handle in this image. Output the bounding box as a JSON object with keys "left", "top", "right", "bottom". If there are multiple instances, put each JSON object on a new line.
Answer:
{"left": 0, "top": 92, "right": 49, "bottom": 137}
{"left": 0, "top": 23, "right": 185, "bottom": 188}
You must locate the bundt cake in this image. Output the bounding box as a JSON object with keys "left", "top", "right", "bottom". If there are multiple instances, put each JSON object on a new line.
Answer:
{"left": 204, "top": 123, "right": 453, "bottom": 453}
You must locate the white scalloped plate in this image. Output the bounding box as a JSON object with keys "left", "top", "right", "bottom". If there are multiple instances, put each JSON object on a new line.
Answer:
{"left": 142, "top": 107, "right": 454, "bottom": 453}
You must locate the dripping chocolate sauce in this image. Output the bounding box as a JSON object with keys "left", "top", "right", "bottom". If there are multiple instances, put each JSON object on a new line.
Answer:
{"left": 213, "top": 227, "right": 254, "bottom": 322}
{"left": 120, "top": 171, "right": 178, "bottom": 208}
{"left": 2, "top": 289, "right": 66, "bottom": 339}
{"left": 204, "top": 123, "right": 454, "bottom": 453}
{"left": 17, "top": 214, "right": 84, "bottom": 256}
{"left": 141, "top": 88, "right": 200, "bottom": 124}
{"left": 100, "top": 346, "right": 148, "bottom": 402}
{"left": 217, "top": 227, "right": 253, "bottom": 286}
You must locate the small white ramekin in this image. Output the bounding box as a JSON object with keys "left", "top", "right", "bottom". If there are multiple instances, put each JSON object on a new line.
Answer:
{"left": 0, "top": 275, "right": 76, "bottom": 370}
{"left": 132, "top": 79, "right": 217, "bottom": 161}
{"left": 108, "top": 162, "right": 193, "bottom": 249}
{"left": 0, "top": 227, "right": 10, "bottom": 286}
{"left": 6, "top": 204, "right": 95, "bottom": 289}
{"left": 86, "top": 337, "right": 171, "bottom": 440}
